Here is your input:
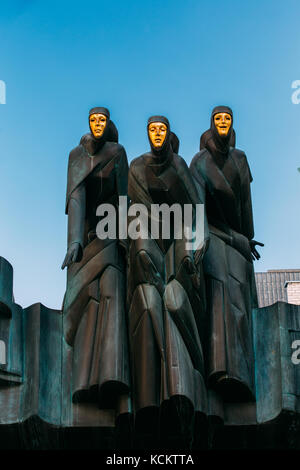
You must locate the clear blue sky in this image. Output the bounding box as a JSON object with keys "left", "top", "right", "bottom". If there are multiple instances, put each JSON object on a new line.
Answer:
{"left": 0, "top": 0, "right": 299, "bottom": 309}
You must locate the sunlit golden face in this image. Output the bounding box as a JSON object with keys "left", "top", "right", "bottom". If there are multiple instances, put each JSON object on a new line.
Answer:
{"left": 214, "top": 112, "right": 232, "bottom": 136}
{"left": 148, "top": 122, "right": 168, "bottom": 148}
{"left": 89, "top": 113, "right": 107, "bottom": 138}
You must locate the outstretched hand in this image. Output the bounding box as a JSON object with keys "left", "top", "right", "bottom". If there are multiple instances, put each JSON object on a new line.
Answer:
{"left": 249, "top": 239, "right": 264, "bottom": 261}
{"left": 61, "top": 242, "right": 81, "bottom": 270}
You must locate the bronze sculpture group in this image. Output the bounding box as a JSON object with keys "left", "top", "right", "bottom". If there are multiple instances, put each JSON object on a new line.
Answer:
{"left": 61, "top": 105, "right": 263, "bottom": 443}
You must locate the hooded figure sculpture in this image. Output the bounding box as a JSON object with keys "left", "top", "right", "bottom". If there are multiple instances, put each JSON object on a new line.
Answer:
{"left": 190, "top": 106, "right": 263, "bottom": 403}
{"left": 61, "top": 107, "right": 130, "bottom": 414}
{"left": 127, "top": 115, "right": 209, "bottom": 445}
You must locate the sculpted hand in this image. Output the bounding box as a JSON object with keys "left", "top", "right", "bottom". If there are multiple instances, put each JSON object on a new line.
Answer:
{"left": 250, "top": 239, "right": 264, "bottom": 261}
{"left": 61, "top": 242, "right": 81, "bottom": 270}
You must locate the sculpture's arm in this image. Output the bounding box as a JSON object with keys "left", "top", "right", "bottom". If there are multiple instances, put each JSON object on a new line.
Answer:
{"left": 61, "top": 183, "right": 86, "bottom": 269}
{"left": 128, "top": 163, "right": 152, "bottom": 210}
{"left": 188, "top": 161, "right": 210, "bottom": 265}
{"left": 209, "top": 222, "right": 253, "bottom": 262}
{"left": 116, "top": 147, "right": 129, "bottom": 198}
{"left": 115, "top": 148, "right": 129, "bottom": 255}
{"left": 241, "top": 158, "right": 264, "bottom": 260}
{"left": 242, "top": 180, "right": 255, "bottom": 241}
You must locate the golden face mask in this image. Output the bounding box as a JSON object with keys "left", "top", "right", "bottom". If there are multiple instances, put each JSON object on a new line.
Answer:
{"left": 89, "top": 113, "right": 107, "bottom": 138}
{"left": 214, "top": 112, "right": 232, "bottom": 136}
{"left": 148, "top": 122, "right": 168, "bottom": 148}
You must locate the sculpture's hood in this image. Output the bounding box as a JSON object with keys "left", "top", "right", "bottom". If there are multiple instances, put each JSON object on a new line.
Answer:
{"left": 200, "top": 105, "right": 235, "bottom": 157}
{"left": 65, "top": 111, "right": 120, "bottom": 214}
{"left": 146, "top": 115, "right": 180, "bottom": 166}
{"left": 200, "top": 127, "right": 236, "bottom": 152}
{"left": 80, "top": 107, "right": 118, "bottom": 155}
{"left": 147, "top": 115, "right": 171, "bottom": 157}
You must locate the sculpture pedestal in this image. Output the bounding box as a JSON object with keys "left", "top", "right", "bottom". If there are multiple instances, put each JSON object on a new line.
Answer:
{"left": 0, "top": 256, "right": 300, "bottom": 449}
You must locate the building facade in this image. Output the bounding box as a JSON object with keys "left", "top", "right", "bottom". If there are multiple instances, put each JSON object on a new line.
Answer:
{"left": 255, "top": 269, "right": 300, "bottom": 307}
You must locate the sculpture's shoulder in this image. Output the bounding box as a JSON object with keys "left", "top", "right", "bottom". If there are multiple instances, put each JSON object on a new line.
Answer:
{"left": 69, "top": 143, "right": 85, "bottom": 158}
{"left": 128, "top": 154, "right": 151, "bottom": 203}
{"left": 231, "top": 147, "right": 253, "bottom": 182}
{"left": 103, "top": 141, "right": 127, "bottom": 160}
{"left": 230, "top": 147, "right": 249, "bottom": 167}
{"left": 67, "top": 144, "right": 87, "bottom": 168}
{"left": 106, "top": 141, "right": 126, "bottom": 154}
{"left": 231, "top": 147, "right": 247, "bottom": 161}
{"left": 129, "top": 153, "right": 148, "bottom": 176}
{"left": 172, "top": 153, "right": 194, "bottom": 181}
{"left": 172, "top": 153, "right": 201, "bottom": 202}
{"left": 172, "top": 153, "right": 189, "bottom": 170}
{"left": 128, "top": 154, "right": 150, "bottom": 195}
{"left": 190, "top": 149, "right": 209, "bottom": 170}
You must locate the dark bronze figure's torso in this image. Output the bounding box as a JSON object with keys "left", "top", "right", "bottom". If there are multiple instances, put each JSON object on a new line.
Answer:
{"left": 62, "top": 138, "right": 130, "bottom": 413}
{"left": 127, "top": 150, "right": 208, "bottom": 444}
{"left": 190, "top": 146, "right": 257, "bottom": 403}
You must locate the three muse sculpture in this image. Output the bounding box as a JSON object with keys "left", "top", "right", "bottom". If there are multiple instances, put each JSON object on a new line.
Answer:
{"left": 61, "top": 105, "right": 263, "bottom": 441}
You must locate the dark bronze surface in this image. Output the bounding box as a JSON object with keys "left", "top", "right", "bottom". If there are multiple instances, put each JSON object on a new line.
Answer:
{"left": 0, "top": 107, "right": 299, "bottom": 450}
{"left": 61, "top": 109, "right": 131, "bottom": 416}
{"left": 127, "top": 116, "right": 210, "bottom": 446}
{"left": 190, "top": 106, "right": 262, "bottom": 404}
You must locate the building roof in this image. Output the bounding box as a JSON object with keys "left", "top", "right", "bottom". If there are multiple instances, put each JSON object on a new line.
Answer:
{"left": 255, "top": 269, "right": 300, "bottom": 307}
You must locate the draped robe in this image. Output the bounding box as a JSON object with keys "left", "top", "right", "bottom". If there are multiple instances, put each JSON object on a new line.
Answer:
{"left": 190, "top": 147, "right": 258, "bottom": 402}
{"left": 62, "top": 137, "right": 130, "bottom": 411}
{"left": 127, "top": 150, "right": 209, "bottom": 439}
